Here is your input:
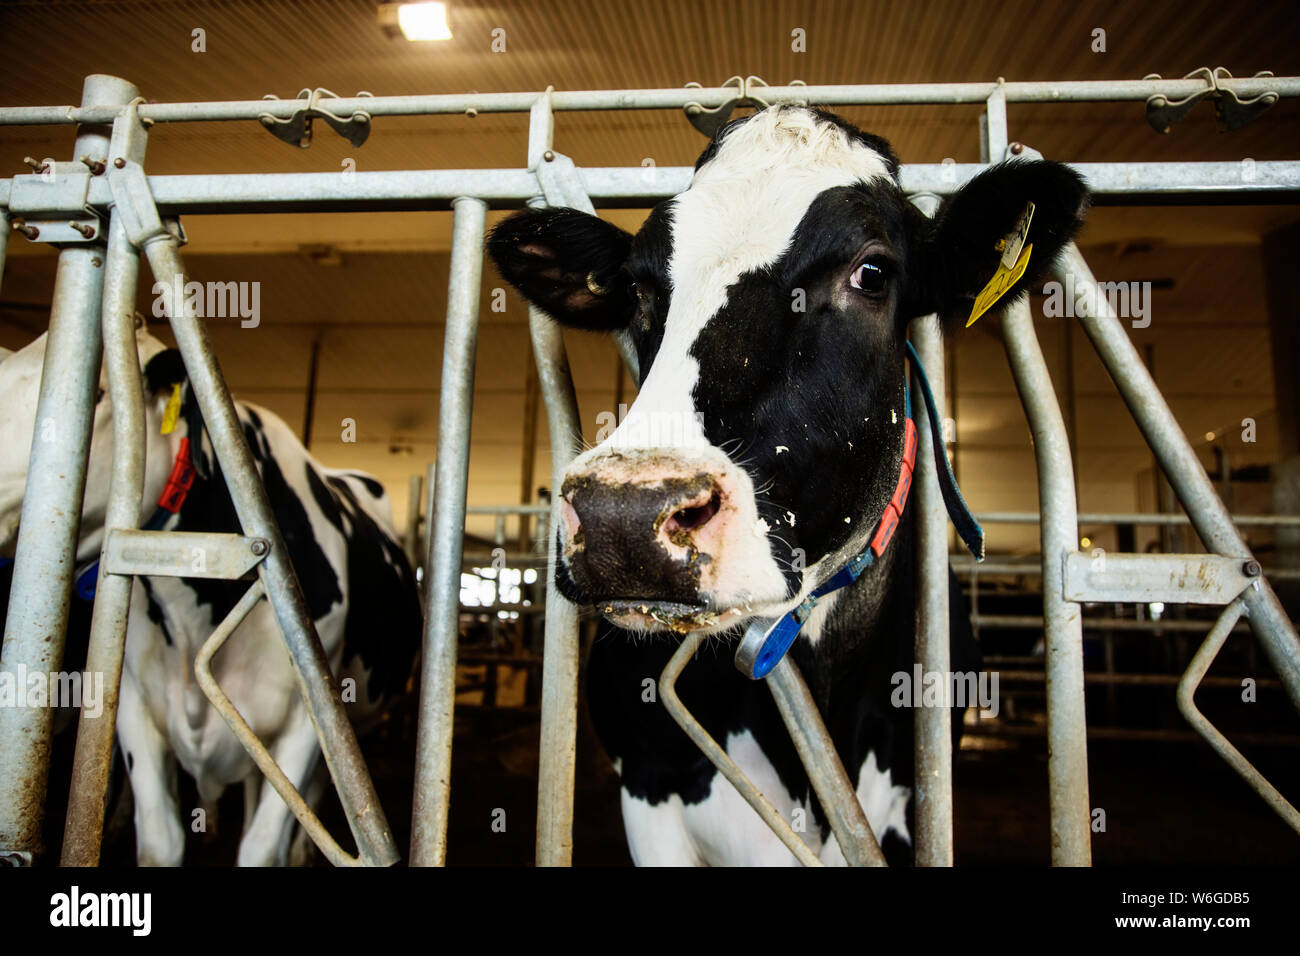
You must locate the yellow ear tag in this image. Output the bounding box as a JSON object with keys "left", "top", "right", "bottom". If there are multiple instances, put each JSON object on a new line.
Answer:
{"left": 967, "top": 201, "right": 1036, "bottom": 328}
{"left": 966, "top": 241, "right": 1033, "bottom": 328}
{"left": 160, "top": 383, "right": 182, "bottom": 435}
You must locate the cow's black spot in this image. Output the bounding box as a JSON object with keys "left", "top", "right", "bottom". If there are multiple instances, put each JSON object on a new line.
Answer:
{"left": 173, "top": 399, "right": 342, "bottom": 626}
{"left": 319, "top": 470, "right": 422, "bottom": 706}
{"left": 139, "top": 577, "right": 174, "bottom": 647}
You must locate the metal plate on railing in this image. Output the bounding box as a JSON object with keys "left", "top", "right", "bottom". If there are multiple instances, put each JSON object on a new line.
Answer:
{"left": 1063, "top": 551, "right": 1255, "bottom": 605}
{"left": 104, "top": 529, "right": 267, "bottom": 580}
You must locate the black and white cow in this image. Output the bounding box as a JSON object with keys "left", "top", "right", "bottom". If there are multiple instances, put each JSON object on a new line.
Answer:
{"left": 0, "top": 329, "right": 421, "bottom": 865}
{"left": 489, "top": 106, "right": 1087, "bottom": 865}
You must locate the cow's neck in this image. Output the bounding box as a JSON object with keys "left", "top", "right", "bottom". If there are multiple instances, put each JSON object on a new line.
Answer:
{"left": 789, "top": 508, "right": 916, "bottom": 708}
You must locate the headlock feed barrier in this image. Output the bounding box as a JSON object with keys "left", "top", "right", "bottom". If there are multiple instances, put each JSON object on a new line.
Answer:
{"left": 0, "top": 72, "right": 1298, "bottom": 867}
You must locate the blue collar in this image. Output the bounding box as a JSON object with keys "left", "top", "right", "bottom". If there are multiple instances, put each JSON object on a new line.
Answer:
{"left": 735, "top": 340, "right": 984, "bottom": 679}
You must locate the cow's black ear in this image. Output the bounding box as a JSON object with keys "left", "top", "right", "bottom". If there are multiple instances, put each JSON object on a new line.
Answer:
{"left": 143, "top": 348, "right": 187, "bottom": 394}
{"left": 487, "top": 207, "right": 635, "bottom": 331}
{"left": 910, "top": 160, "right": 1088, "bottom": 326}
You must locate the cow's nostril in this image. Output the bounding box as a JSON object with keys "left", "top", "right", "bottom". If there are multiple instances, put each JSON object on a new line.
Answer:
{"left": 665, "top": 490, "right": 721, "bottom": 535}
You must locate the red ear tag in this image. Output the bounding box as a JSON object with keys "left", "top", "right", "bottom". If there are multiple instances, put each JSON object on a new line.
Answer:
{"left": 870, "top": 504, "right": 900, "bottom": 557}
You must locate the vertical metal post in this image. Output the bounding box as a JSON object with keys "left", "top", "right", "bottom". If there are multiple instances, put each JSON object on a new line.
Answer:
{"left": 410, "top": 195, "right": 487, "bottom": 866}
{"left": 0, "top": 208, "right": 9, "bottom": 299}
{"left": 0, "top": 74, "right": 133, "bottom": 864}
{"left": 62, "top": 205, "right": 146, "bottom": 865}
{"left": 1001, "top": 296, "right": 1093, "bottom": 866}
{"left": 530, "top": 303, "right": 584, "bottom": 866}
{"left": 907, "top": 193, "right": 954, "bottom": 867}
{"left": 525, "top": 90, "right": 588, "bottom": 865}
{"left": 1061, "top": 245, "right": 1300, "bottom": 705}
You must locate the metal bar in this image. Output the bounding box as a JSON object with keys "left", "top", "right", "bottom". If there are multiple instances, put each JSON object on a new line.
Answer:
{"left": 975, "top": 511, "right": 1300, "bottom": 527}
{"left": 61, "top": 207, "right": 144, "bottom": 866}
{"left": 1001, "top": 296, "right": 1093, "bottom": 866}
{"left": 966, "top": 725, "right": 1300, "bottom": 745}
{"left": 467, "top": 504, "right": 551, "bottom": 516}
{"left": 998, "top": 669, "right": 1281, "bottom": 689}
{"left": 0, "top": 208, "right": 8, "bottom": 299}
{"left": 659, "top": 633, "right": 824, "bottom": 867}
{"left": 2, "top": 76, "right": 1297, "bottom": 127}
{"left": 973, "top": 614, "right": 1253, "bottom": 633}
{"left": 981, "top": 81, "right": 1008, "bottom": 165}
{"left": 1176, "top": 598, "right": 1300, "bottom": 833}
{"left": 144, "top": 235, "right": 399, "bottom": 867}
{"left": 1061, "top": 244, "right": 1300, "bottom": 709}
{"left": 908, "top": 246, "right": 954, "bottom": 863}
{"left": 192, "top": 578, "right": 368, "bottom": 864}
{"left": 410, "top": 196, "right": 487, "bottom": 866}
{"left": 5, "top": 161, "right": 1296, "bottom": 217}
{"left": 766, "top": 658, "right": 886, "bottom": 866}
{"left": 1063, "top": 552, "right": 1253, "bottom": 605}
{"left": 0, "top": 73, "right": 132, "bottom": 865}
{"left": 525, "top": 92, "right": 589, "bottom": 867}
{"left": 530, "top": 302, "right": 584, "bottom": 866}
{"left": 953, "top": 560, "right": 1300, "bottom": 580}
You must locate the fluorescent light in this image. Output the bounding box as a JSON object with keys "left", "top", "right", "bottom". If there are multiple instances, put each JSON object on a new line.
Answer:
{"left": 397, "top": 2, "right": 452, "bottom": 41}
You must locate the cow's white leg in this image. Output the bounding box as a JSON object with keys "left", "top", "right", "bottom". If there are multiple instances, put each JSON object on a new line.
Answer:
{"left": 620, "top": 789, "right": 703, "bottom": 866}
{"left": 117, "top": 674, "right": 185, "bottom": 867}
{"left": 242, "top": 772, "right": 261, "bottom": 837}
{"left": 818, "top": 749, "right": 912, "bottom": 866}
{"left": 236, "top": 705, "right": 320, "bottom": 867}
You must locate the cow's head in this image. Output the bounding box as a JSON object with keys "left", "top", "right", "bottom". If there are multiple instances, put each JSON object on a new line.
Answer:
{"left": 490, "top": 107, "right": 1086, "bottom": 635}
{"left": 0, "top": 327, "right": 192, "bottom": 562}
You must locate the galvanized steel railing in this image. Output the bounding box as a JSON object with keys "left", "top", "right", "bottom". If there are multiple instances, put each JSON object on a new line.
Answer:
{"left": 1, "top": 72, "right": 1298, "bottom": 868}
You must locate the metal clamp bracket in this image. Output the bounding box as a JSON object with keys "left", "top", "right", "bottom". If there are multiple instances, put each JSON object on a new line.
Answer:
{"left": 103, "top": 529, "right": 269, "bottom": 580}
{"left": 1145, "top": 67, "right": 1279, "bottom": 134}
{"left": 8, "top": 161, "right": 100, "bottom": 244}
{"left": 1063, "top": 551, "right": 1256, "bottom": 605}
{"left": 683, "top": 76, "right": 806, "bottom": 138}
{"left": 259, "top": 88, "right": 374, "bottom": 149}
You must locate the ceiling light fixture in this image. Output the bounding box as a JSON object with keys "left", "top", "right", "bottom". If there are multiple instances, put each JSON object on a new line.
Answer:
{"left": 378, "top": 2, "right": 453, "bottom": 42}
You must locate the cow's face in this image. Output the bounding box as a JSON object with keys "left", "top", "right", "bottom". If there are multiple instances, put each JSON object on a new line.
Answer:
{"left": 490, "top": 107, "right": 1086, "bottom": 635}
{"left": 0, "top": 329, "right": 180, "bottom": 561}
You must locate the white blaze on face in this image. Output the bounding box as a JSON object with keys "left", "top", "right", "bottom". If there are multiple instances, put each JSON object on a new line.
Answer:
{"left": 566, "top": 109, "right": 895, "bottom": 621}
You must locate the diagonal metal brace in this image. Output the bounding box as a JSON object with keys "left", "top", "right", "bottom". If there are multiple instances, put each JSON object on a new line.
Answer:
{"left": 1177, "top": 597, "right": 1300, "bottom": 834}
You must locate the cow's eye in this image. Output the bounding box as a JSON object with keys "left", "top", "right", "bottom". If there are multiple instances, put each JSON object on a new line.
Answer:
{"left": 95, "top": 387, "right": 106, "bottom": 404}
{"left": 850, "top": 258, "right": 891, "bottom": 295}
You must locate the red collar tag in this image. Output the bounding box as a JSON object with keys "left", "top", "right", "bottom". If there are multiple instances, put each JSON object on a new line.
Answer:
{"left": 158, "top": 436, "right": 197, "bottom": 513}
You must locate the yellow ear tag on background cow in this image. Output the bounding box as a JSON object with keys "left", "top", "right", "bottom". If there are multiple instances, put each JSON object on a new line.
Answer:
{"left": 966, "top": 201, "right": 1037, "bottom": 328}
{"left": 160, "top": 383, "right": 182, "bottom": 435}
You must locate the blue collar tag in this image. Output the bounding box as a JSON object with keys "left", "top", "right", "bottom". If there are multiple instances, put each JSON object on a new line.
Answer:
{"left": 734, "top": 342, "right": 984, "bottom": 680}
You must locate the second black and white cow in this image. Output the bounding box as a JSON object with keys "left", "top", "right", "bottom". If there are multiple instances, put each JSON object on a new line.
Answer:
{"left": 0, "top": 329, "right": 422, "bottom": 865}
{"left": 489, "top": 106, "right": 1086, "bottom": 865}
